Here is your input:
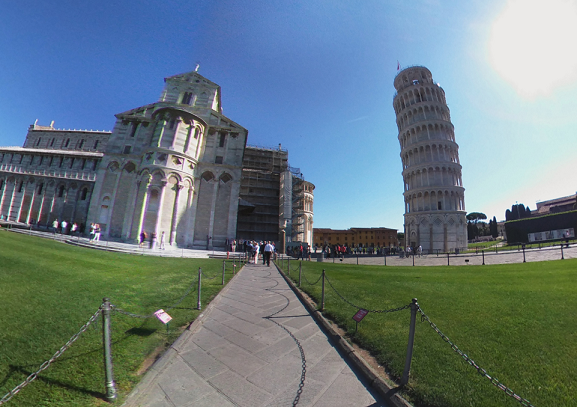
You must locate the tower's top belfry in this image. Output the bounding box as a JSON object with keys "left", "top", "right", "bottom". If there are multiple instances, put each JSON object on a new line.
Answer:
{"left": 392, "top": 66, "right": 466, "bottom": 252}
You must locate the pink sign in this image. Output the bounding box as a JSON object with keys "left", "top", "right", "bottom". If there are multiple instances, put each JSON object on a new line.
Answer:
{"left": 352, "top": 309, "right": 369, "bottom": 322}
{"left": 154, "top": 309, "right": 172, "bottom": 324}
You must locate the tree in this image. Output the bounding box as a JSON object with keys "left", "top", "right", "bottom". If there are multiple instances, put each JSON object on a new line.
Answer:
{"left": 466, "top": 212, "right": 487, "bottom": 223}
{"left": 490, "top": 216, "right": 498, "bottom": 238}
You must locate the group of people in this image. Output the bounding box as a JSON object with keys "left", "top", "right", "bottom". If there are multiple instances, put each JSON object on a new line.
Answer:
{"left": 246, "top": 240, "right": 276, "bottom": 266}
{"left": 51, "top": 219, "right": 80, "bottom": 236}
{"left": 139, "top": 230, "right": 166, "bottom": 249}
{"left": 88, "top": 223, "right": 102, "bottom": 242}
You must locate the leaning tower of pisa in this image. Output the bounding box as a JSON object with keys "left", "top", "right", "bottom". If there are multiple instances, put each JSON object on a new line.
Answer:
{"left": 393, "top": 66, "right": 466, "bottom": 253}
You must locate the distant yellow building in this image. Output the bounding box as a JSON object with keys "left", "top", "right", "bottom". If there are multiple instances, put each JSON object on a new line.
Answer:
{"left": 313, "top": 227, "right": 398, "bottom": 248}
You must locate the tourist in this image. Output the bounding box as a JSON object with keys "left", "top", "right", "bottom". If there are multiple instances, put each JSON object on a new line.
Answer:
{"left": 264, "top": 241, "right": 274, "bottom": 266}
{"left": 94, "top": 223, "right": 101, "bottom": 241}
{"left": 61, "top": 220, "right": 68, "bottom": 234}
{"left": 159, "top": 231, "right": 166, "bottom": 250}
{"left": 139, "top": 231, "right": 146, "bottom": 247}
{"left": 52, "top": 219, "right": 59, "bottom": 233}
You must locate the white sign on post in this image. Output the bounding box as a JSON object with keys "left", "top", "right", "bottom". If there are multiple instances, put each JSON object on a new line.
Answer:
{"left": 154, "top": 309, "right": 172, "bottom": 324}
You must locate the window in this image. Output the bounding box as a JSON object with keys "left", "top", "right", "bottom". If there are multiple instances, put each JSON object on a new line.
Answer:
{"left": 181, "top": 92, "right": 193, "bottom": 105}
{"left": 123, "top": 145, "right": 132, "bottom": 154}
{"left": 81, "top": 188, "right": 88, "bottom": 200}
{"left": 36, "top": 138, "right": 42, "bottom": 146}
{"left": 129, "top": 123, "right": 138, "bottom": 138}
{"left": 59, "top": 157, "right": 64, "bottom": 168}
{"left": 215, "top": 156, "right": 223, "bottom": 164}
{"left": 219, "top": 133, "right": 226, "bottom": 147}
{"left": 64, "top": 138, "right": 70, "bottom": 148}
{"left": 39, "top": 156, "right": 44, "bottom": 165}
{"left": 18, "top": 181, "right": 24, "bottom": 193}
{"left": 438, "top": 201, "right": 442, "bottom": 210}
{"left": 81, "top": 158, "right": 86, "bottom": 169}
{"left": 94, "top": 140, "right": 99, "bottom": 150}
{"left": 69, "top": 158, "right": 75, "bottom": 169}
{"left": 38, "top": 183, "right": 43, "bottom": 194}
{"left": 58, "top": 185, "right": 65, "bottom": 197}
{"left": 169, "top": 118, "right": 176, "bottom": 129}
{"left": 50, "top": 138, "right": 55, "bottom": 147}
{"left": 49, "top": 156, "right": 54, "bottom": 166}
{"left": 0, "top": 180, "right": 4, "bottom": 190}
{"left": 19, "top": 155, "right": 24, "bottom": 164}
{"left": 78, "top": 139, "right": 84, "bottom": 149}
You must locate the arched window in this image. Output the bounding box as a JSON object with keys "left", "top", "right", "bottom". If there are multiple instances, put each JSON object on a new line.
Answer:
{"left": 81, "top": 188, "right": 88, "bottom": 200}
{"left": 58, "top": 185, "right": 65, "bottom": 198}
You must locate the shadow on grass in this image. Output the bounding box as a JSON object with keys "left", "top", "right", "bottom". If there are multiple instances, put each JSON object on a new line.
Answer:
{"left": 2, "top": 364, "right": 107, "bottom": 401}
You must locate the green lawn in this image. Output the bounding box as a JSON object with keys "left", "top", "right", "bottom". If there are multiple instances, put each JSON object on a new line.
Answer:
{"left": 277, "top": 258, "right": 577, "bottom": 407}
{"left": 0, "top": 231, "right": 234, "bottom": 406}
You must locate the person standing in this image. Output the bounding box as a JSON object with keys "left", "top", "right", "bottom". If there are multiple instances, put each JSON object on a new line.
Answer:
{"left": 89, "top": 223, "right": 95, "bottom": 242}
{"left": 61, "top": 220, "right": 68, "bottom": 234}
{"left": 159, "top": 231, "right": 166, "bottom": 250}
{"left": 264, "top": 241, "right": 274, "bottom": 266}
{"left": 94, "top": 223, "right": 101, "bottom": 242}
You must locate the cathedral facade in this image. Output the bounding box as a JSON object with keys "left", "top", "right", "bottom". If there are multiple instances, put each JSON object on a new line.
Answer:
{"left": 0, "top": 70, "right": 314, "bottom": 250}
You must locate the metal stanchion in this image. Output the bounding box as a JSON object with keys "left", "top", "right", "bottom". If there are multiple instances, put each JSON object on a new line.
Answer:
{"left": 400, "top": 298, "right": 418, "bottom": 386}
{"left": 222, "top": 260, "right": 226, "bottom": 285}
{"left": 101, "top": 298, "right": 117, "bottom": 402}
{"left": 321, "top": 269, "right": 325, "bottom": 311}
{"left": 197, "top": 268, "right": 202, "bottom": 310}
{"left": 482, "top": 250, "right": 485, "bottom": 265}
{"left": 561, "top": 244, "right": 565, "bottom": 260}
{"left": 298, "top": 261, "right": 302, "bottom": 287}
{"left": 447, "top": 252, "right": 450, "bottom": 266}
{"left": 384, "top": 253, "right": 387, "bottom": 266}
{"left": 522, "top": 245, "right": 526, "bottom": 263}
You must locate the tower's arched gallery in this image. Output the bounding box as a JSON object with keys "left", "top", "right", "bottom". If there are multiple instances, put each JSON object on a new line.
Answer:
{"left": 393, "top": 66, "right": 466, "bottom": 252}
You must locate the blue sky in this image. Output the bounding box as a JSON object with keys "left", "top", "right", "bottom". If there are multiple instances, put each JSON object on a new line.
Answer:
{"left": 1, "top": 0, "right": 576, "bottom": 231}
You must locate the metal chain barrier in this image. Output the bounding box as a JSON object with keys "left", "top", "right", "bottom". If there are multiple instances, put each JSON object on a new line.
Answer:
{"left": 0, "top": 307, "right": 102, "bottom": 405}
{"left": 302, "top": 270, "right": 322, "bottom": 286}
{"left": 417, "top": 307, "right": 535, "bottom": 407}
{"left": 324, "top": 274, "right": 411, "bottom": 313}
{"left": 200, "top": 269, "right": 218, "bottom": 280}
{"left": 113, "top": 276, "right": 199, "bottom": 318}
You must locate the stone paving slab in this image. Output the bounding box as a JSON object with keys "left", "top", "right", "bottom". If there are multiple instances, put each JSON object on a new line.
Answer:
{"left": 122, "top": 263, "right": 390, "bottom": 407}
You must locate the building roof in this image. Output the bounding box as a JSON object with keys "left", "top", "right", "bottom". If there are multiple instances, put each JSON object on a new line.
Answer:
{"left": 0, "top": 146, "right": 103, "bottom": 158}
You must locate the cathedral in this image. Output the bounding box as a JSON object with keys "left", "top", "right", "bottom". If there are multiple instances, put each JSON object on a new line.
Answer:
{"left": 0, "top": 70, "right": 314, "bottom": 250}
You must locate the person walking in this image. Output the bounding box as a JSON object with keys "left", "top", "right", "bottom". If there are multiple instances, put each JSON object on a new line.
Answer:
{"left": 264, "top": 241, "right": 274, "bottom": 266}
{"left": 159, "top": 231, "right": 166, "bottom": 250}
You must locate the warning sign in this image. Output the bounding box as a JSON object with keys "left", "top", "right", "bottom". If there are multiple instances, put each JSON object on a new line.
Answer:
{"left": 352, "top": 309, "right": 368, "bottom": 322}
{"left": 154, "top": 309, "right": 172, "bottom": 324}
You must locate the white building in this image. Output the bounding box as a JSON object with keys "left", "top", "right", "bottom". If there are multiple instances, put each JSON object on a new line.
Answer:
{"left": 393, "top": 66, "right": 467, "bottom": 253}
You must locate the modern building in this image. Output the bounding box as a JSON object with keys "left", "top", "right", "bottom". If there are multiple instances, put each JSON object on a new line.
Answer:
{"left": 0, "top": 70, "right": 314, "bottom": 250}
{"left": 313, "top": 227, "right": 398, "bottom": 249}
{"left": 238, "top": 145, "right": 315, "bottom": 249}
{"left": 393, "top": 66, "right": 467, "bottom": 253}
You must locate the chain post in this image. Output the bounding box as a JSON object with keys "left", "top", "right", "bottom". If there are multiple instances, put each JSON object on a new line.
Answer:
{"left": 400, "top": 298, "right": 419, "bottom": 386}
{"left": 561, "top": 243, "right": 565, "bottom": 260}
{"left": 101, "top": 298, "right": 117, "bottom": 402}
{"left": 197, "top": 267, "right": 202, "bottom": 310}
{"left": 522, "top": 245, "right": 526, "bottom": 263}
{"left": 384, "top": 253, "right": 386, "bottom": 266}
{"left": 288, "top": 257, "right": 290, "bottom": 274}
{"left": 412, "top": 251, "right": 415, "bottom": 266}
{"left": 321, "top": 269, "right": 325, "bottom": 311}
{"left": 356, "top": 254, "right": 359, "bottom": 265}
{"left": 447, "top": 252, "right": 450, "bottom": 266}
{"left": 222, "top": 260, "right": 225, "bottom": 285}
{"left": 298, "top": 261, "right": 302, "bottom": 287}
{"left": 482, "top": 250, "right": 485, "bottom": 265}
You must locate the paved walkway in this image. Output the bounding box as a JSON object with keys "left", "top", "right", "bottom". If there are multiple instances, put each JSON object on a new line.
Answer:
{"left": 316, "top": 243, "right": 577, "bottom": 267}
{"left": 122, "top": 263, "right": 388, "bottom": 407}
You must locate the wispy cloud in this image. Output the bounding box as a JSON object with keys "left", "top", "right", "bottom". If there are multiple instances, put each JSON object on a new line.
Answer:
{"left": 346, "top": 116, "right": 369, "bottom": 124}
